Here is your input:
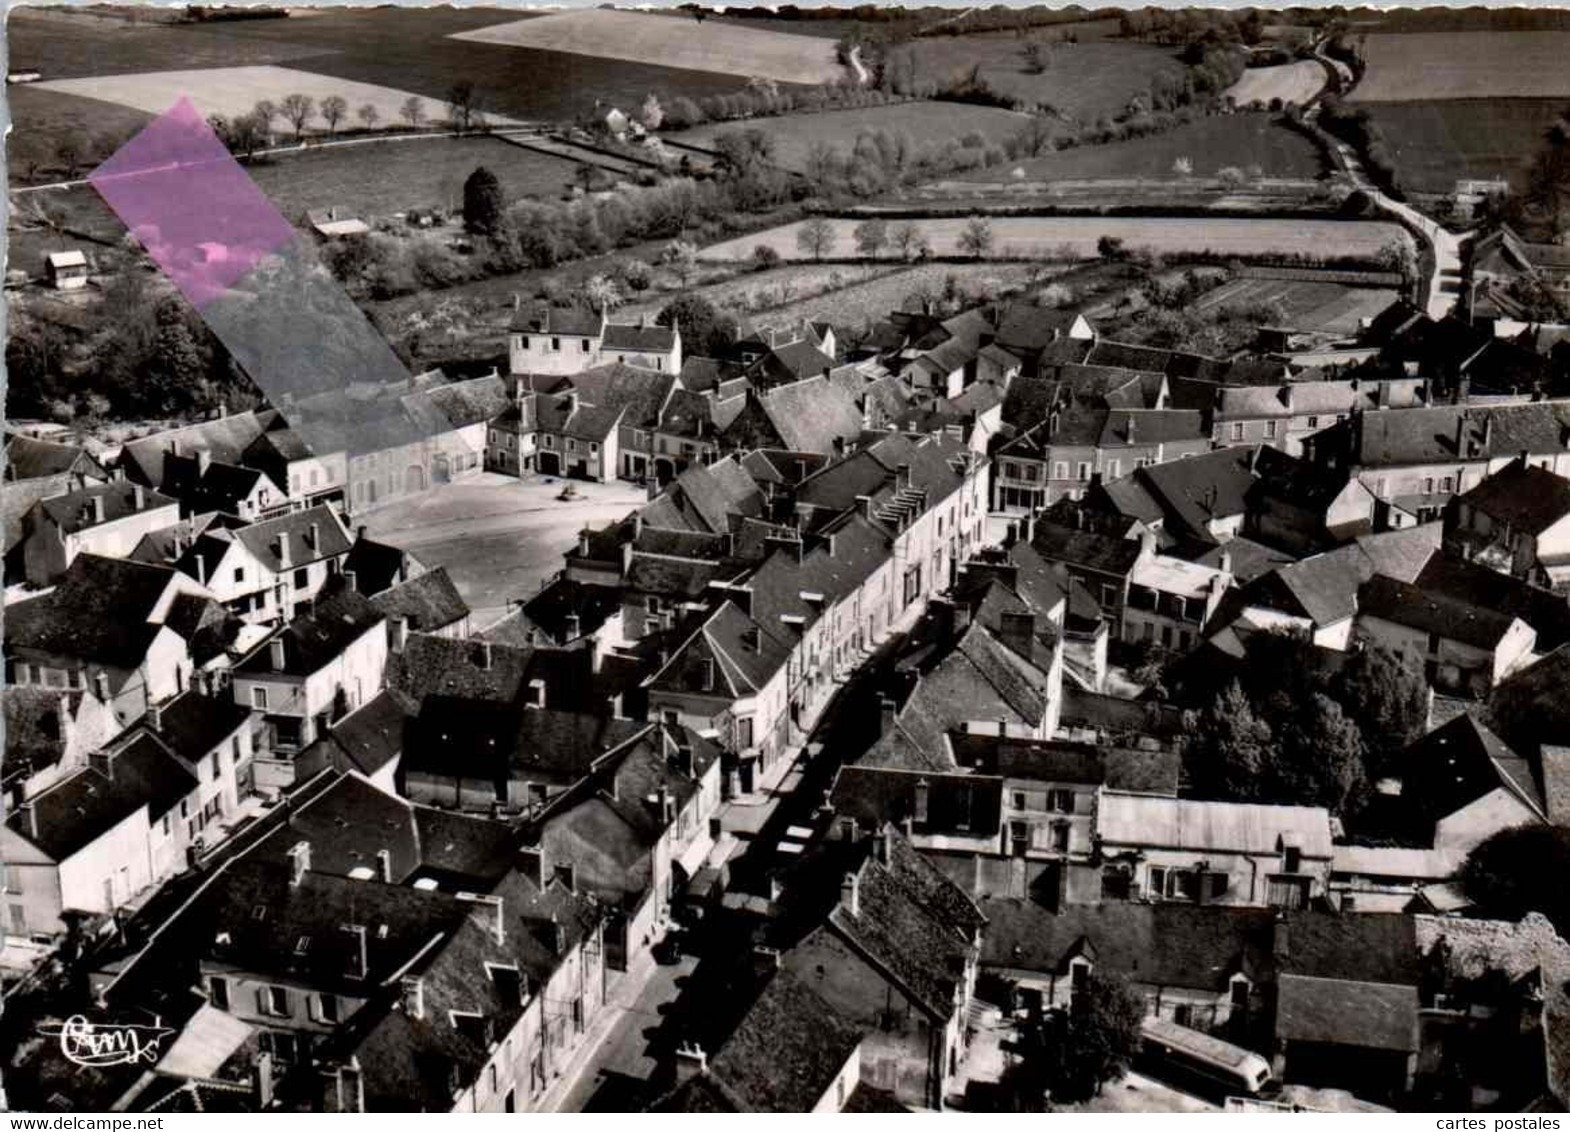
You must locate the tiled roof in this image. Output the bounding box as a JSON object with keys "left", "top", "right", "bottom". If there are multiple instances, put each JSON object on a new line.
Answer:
{"left": 233, "top": 584, "right": 384, "bottom": 677}
{"left": 1458, "top": 460, "right": 1570, "bottom": 535}
{"left": 1358, "top": 573, "right": 1521, "bottom": 650}
{"left": 1031, "top": 520, "right": 1143, "bottom": 577}
{"left": 33, "top": 481, "right": 177, "bottom": 534}
{"left": 1416, "top": 553, "right": 1570, "bottom": 651}
{"left": 369, "top": 568, "right": 468, "bottom": 634}
{"left": 646, "top": 601, "right": 792, "bottom": 699}
{"left": 144, "top": 690, "right": 251, "bottom": 763}
{"left": 1133, "top": 446, "right": 1259, "bottom": 541}
{"left": 4, "top": 434, "right": 105, "bottom": 482}
{"left": 757, "top": 376, "right": 865, "bottom": 455}
{"left": 603, "top": 322, "right": 677, "bottom": 353}
{"left": 120, "top": 412, "right": 270, "bottom": 490}
{"left": 341, "top": 536, "right": 414, "bottom": 597}
{"left": 4, "top": 554, "right": 177, "bottom": 666}
{"left": 324, "top": 690, "right": 412, "bottom": 778}
{"left": 512, "top": 304, "right": 603, "bottom": 336}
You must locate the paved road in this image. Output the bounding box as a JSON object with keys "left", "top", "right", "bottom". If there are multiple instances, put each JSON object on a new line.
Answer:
{"left": 360, "top": 473, "right": 644, "bottom": 625}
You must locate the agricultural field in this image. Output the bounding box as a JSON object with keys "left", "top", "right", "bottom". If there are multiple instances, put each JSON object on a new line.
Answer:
{"left": 7, "top": 85, "right": 155, "bottom": 183}
{"left": 1225, "top": 61, "right": 1325, "bottom": 108}
{"left": 703, "top": 216, "right": 1411, "bottom": 263}
{"left": 1363, "top": 99, "right": 1565, "bottom": 193}
{"left": 1187, "top": 275, "right": 1402, "bottom": 335}
{"left": 679, "top": 101, "right": 1033, "bottom": 173}
{"left": 953, "top": 114, "right": 1326, "bottom": 182}
{"left": 34, "top": 66, "right": 523, "bottom": 130}
{"left": 1350, "top": 31, "right": 1570, "bottom": 101}
{"left": 8, "top": 5, "right": 752, "bottom": 164}
{"left": 741, "top": 261, "right": 1059, "bottom": 326}
{"left": 618, "top": 263, "right": 900, "bottom": 322}
{"left": 450, "top": 9, "right": 848, "bottom": 86}
{"left": 896, "top": 35, "right": 1188, "bottom": 123}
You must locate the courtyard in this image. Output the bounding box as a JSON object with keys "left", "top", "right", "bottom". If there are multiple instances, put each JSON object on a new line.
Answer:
{"left": 360, "top": 472, "right": 645, "bottom": 626}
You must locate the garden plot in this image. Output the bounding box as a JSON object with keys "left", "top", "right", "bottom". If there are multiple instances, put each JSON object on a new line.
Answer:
{"left": 33, "top": 66, "right": 524, "bottom": 130}
{"left": 450, "top": 9, "right": 847, "bottom": 86}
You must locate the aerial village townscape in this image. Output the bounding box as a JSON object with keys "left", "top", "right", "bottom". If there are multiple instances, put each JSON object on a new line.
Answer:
{"left": 5, "top": 0, "right": 1570, "bottom": 1115}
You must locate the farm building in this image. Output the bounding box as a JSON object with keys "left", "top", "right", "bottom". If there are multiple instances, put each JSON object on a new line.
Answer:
{"left": 304, "top": 207, "right": 370, "bottom": 239}
{"left": 44, "top": 251, "right": 87, "bottom": 291}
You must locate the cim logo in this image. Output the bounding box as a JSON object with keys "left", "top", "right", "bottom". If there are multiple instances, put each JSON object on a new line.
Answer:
{"left": 38, "top": 1015, "right": 174, "bottom": 1069}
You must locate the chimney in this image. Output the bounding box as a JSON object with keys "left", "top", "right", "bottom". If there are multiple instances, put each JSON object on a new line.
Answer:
{"left": 478, "top": 641, "right": 493, "bottom": 670}
{"left": 548, "top": 913, "right": 565, "bottom": 956}
{"left": 525, "top": 677, "right": 546, "bottom": 709}
{"left": 195, "top": 551, "right": 206, "bottom": 587}
{"left": 342, "top": 923, "right": 368, "bottom": 980}
{"left": 90, "top": 494, "right": 105, "bottom": 524}
{"left": 308, "top": 522, "right": 320, "bottom": 551}
{"left": 879, "top": 696, "right": 897, "bottom": 737}
{"left": 1125, "top": 415, "right": 1137, "bottom": 445}
{"left": 673, "top": 743, "right": 694, "bottom": 777}
{"left": 1481, "top": 414, "right": 1494, "bottom": 455}
{"left": 999, "top": 611, "right": 1036, "bottom": 658}
{"left": 855, "top": 494, "right": 873, "bottom": 521}
{"left": 287, "top": 840, "right": 311, "bottom": 886}
{"left": 872, "top": 829, "right": 890, "bottom": 864}
{"left": 269, "top": 636, "right": 287, "bottom": 671}
{"left": 674, "top": 1043, "right": 708, "bottom": 1085}
{"left": 607, "top": 692, "right": 625, "bottom": 719}
{"left": 196, "top": 449, "right": 211, "bottom": 475}
{"left": 914, "top": 778, "right": 930, "bottom": 825}
{"left": 376, "top": 848, "right": 393, "bottom": 884}
{"left": 564, "top": 612, "right": 580, "bottom": 640}
{"left": 1455, "top": 413, "right": 1467, "bottom": 455}
{"left": 701, "top": 657, "right": 716, "bottom": 691}
{"left": 518, "top": 843, "right": 547, "bottom": 889}
{"left": 253, "top": 1052, "right": 275, "bottom": 1109}
{"left": 18, "top": 800, "right": 38, "bottom": 840}
{"left": 147, "top": 701, "right": 164, "bottom": 733}
{"left": 401, "top": 976, "right": 425, "bottom": 1020}
{"left": 57, "top": 695, "right": 74, "bottom": 752}
{"left": 343, "top": 569, "right": 357, "bottom": 594}
{"left": 658, "top": 784, "right": 675, "bottom": 825}
{"left": 277, "top": 533, "right": 291, "bottom": 570}
{"left": 841, "top": 871, "right": 860, "bottom": 917}
{"left": 391, "top": 617, "right": 409, "bottom": 653}
{"left": 896, "top": 463, "right": 911, "bottom": 491}
{"left": 94, "top": 672, "right": 110, "bottom": 701}
{"left": 132, "top": 484, "right": 145, "bottom": 510}
{"left": 752, "top": 945, "right": 782, "bottom": 977}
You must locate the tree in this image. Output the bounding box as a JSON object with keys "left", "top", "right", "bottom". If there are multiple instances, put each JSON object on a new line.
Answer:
{"left": 1022, "top": 40, "right": 1046, "bottom": 74}
{"left": 280, "top": 92, "right": 315, "bottom": 140}
{"left": 1172, "top": 155, "right": 1193, "bottom": 177}
{"left": 1183, "top": 680, "right": 1272, "bottom": 801}
{"left": 253, "top": 99, "right": 278, "bottom": 139}
{"left": 890, "top": 220, "right": 925, "bottom": 261}
{"left": 1275, "top": 693, "right": 1367, "bottom": 813}
{"left": 853, "top": 216, "right": 889, "bottom": 258}
{"left": 320, "top": 95, "right": 348, "bottom": 136}
{"left": 357, "top": 103, "right": 380, "bottom": 131}
{"left": 447, "top": 80, "right": 477, "bottom": 131}
{"left": 462, "top": 167, "right": 505, "bottom": 236}
{"left": 1333, "top": 644, "right": 1429, "bottom": 775}
{"left": 1060, "top": 973, "right": 1146, "bottom": 1100}
{"left": 752, "top": 244, "right": 782, "bottom": 271}
{"left": 1217, "top": 165, "right": 1246, "bottom": 188}
{"left": 641, "top": 94, "right": 664, "bottom": 132}
{"left": 1462, "top": 825, "right": 1570, "bottom": 937}
{"left": 56, "top": 138, "right": 83, "bottom": 177}
{"left": 224, "top": 113, "right": 266, "bottom": 160}
{"left": 796, "top": 216, "right": 835, "bottom": 261}
{"left": 958, "top": 214, "right": 994, "bottom": 259}
{"left": 580, "top": 274, "right": 622, "bottom": 312}
{"left": 401, "top": 96, "right": 426, "bottom": 130}
{"left": 658, "top": 293, "right": 736, "bottom": 358}
{"left": 662, "top": 239, "right": 699, "bottom": 286}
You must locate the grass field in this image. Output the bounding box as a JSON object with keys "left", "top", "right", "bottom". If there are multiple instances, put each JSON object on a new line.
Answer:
{"left": 1350, "top": 31, "right": 1570, "bottom": 101}
{"left": 1225, "top": 61, "right": 1324, "bottom": 108}
{"left": 703, "top": 216, "right": 1411, "bottom": 263}
{"left": 742, "top": 261, "right": 1057, "bottom": 324}
{"left": 34, "top": 66, "right": 523, "bottom": 130}
{"left": 1188, "top": 276, "right": 1402, "bottom": 334}
{"left": 680, "top": 102, "right": 1033, "bottom": 172}
{"left": 1363, "top": 99, "right": 1564, "bottom": 193}
{"left": 7, "top": 85, "right": 154, "bottom": 181}
{"left": 953, "top": 114, "right": 1326, "bottom": 181}
{"left": 900, "top": 36, "right": 1188, "bottom": 123}
{"left": 244, "top": 137, "right": 583, "bottom": 221}
{"left": 451, "top": 9, "right": 847, "bottom": 86}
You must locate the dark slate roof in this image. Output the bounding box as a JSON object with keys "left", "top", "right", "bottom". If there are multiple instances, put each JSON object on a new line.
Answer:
{"left": 325, "top": 691, "right": 413, "bottom": 778}
{"left": 164, "top": 593, "right": 243, "bottom": 667}
{"left": 4, "top": 555, "right": 175, "bottom": 666}
{"left": 119, "top": 413, "right": 270, "bottom": 490}
{"left": 829, "top": 765, "right": 1004, "bottom": 838}
{"left": 1031, "top": 521, "right": 1143, "bottom": 577}
{"left": 1399, "top": 713, "right": 1545, "bottom": 823}
{"left": 705, "top": 970, "right": 865, "bottom": 1112}
{"left": 1357, "top": 573, "right": 1520, "bottom": 650}
{"left": 1275, "top": 973, "right": 1419, "bottom": 1053}
{"left": 32, "top": 481, "right": 177, "bottom": 534}
{"left": 757, "top": 376, "right": 865, "bottom": 455}
{"left": 603, "top": 321, "right": 678, "bottom": 353}
{"left": 144, "top": 691, "right": 251, "bottom": 763}
{"left": 232, "top": 505, "right": 352, "bottom": 572}
{"left": 647, "top": 600, "right": 792, "bottom": 699}
{"left": 1415, "top": 553, "right": 1570, "bottom": 652}
{"left": 233, "top": 585, "right": 384, "bottom": 677}
{"left": 507, "top": 577, "right": 624, "bottom": 646}
{"left": 1134, "top": 446, "right": 1259, "bottom": 540}
{"left": 161, "top": 456, "right": 273, "bottom": 514}
{"left": 369, "top": 568, "right": 468, "bottom": 634}
{"left": 749, "top": 339, "right": 836, "bottom": 388}
{"left": 9, "top": 734, "right": 196, "bottom": 860}
{"left": 513, "top": 304, "right": 603, "bottom": 336}
{"left": 342, "top": 536, "right": 415, "bottom": 597}
{"left": 4, "top": 433, "right": 105, "bottom": 482}
{"left": 947, "top": 734, "right": 1180, "bottom": 794}
{"left": 1458, "top": 460, "right": 1570, "bottom": 535}
{"left": 402, "top": 698, "right": 648, "bottom": 787}
{"left": 1341, "top": 403, "right": 1570, "bottom": 468}
{"left": 420, "top": 374, "right": 511, "bottom": 429}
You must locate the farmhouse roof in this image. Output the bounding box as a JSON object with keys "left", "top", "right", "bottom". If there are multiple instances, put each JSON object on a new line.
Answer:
{"left": 140, "top": 690, "right": 251, "bottom": 765}
{"left": 46, "top": 250, "right": 86, "bottom": 269}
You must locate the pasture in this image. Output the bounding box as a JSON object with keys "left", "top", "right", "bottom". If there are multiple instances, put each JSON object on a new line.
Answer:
{"left": 898, "top": 36, "right": 1188, "bottom": 123}
{"left": 741, "top": 262, "right": 1057, "bottom": 325}
{"left": 1350, "top": 32, "right": 1570, "bottom": 101}
{"left": 1188, "top": 276, "right": 1402, "bottom": 335}
{"left": 450, "top": 9, "right": 847, "bottom": 86}
{"left": 954, "top": 114, "right": 1326, "bottom": 182}
{"left": 1225, "top": 61, "right": 1324, "bottom": 108}
{"left": 33, "top": 66, "right": 523, "bottom": 131}
{"left": 1364, "top": 99, "right": 1564, "bottom": 193}
{"left": 680, "top": 102, "right": 1032, "bottom": 173}
{"left": 702, "top": 216, "right": 1412, "bottom": 264}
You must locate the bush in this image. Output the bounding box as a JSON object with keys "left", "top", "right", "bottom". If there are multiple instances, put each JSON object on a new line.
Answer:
{"left": 752, "top": 244, "right": 783, "bottom": 271}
